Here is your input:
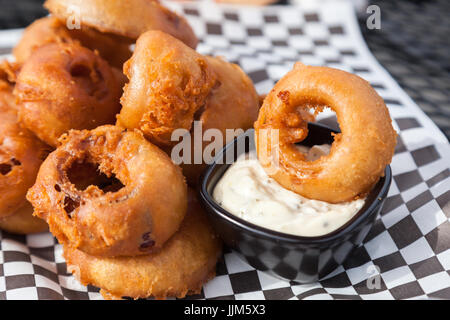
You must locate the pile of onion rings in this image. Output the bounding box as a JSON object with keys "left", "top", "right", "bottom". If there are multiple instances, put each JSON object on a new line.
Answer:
{"left": 27, "top": 126, "right": 221, "bottom": 299}
{"left": 0, "top": 0, "right": 226, "bottom": 300}
{"left": 0, "top": 0, "right": 223, "bottom": 299}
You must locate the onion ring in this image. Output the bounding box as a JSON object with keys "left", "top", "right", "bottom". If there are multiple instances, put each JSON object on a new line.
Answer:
{"left": 0, "top": 202, "right": 48, "bottom": 235}
{"left": 14, "top": 42, "right": 124, "bottom": 147}
{"left": 13, "top": 16, "right": 132, "bottom": 69}
{"left": 254, "top": 63, "right": 397, "bottom": 203}
{"left": 0, "top": 62, "right": 49, "bottom": 218}
{"left": 63, "top": 188, "right": 221, "bottom": 300}
{"left": 44, "top": 0, "right": 198, "bottom": 49}
{"left": 118, "top": 31, "right": 259, "bottom": 184}
{"left": 117, "top": 30, "right": 218, "bottom": 148}
{"left": 27, "top": 125, "right": 187, "bottom": 257}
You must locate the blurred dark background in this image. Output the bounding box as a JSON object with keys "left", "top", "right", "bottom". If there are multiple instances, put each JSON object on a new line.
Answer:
{"left": 0, "top": 0, "right": 448, "bottom": 139}
{"left": 361, "top": 0, "right": 449, "bottom": 140}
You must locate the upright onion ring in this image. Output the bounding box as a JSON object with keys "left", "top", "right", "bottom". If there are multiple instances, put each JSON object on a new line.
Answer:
{"left": 254, "top": 63, "right": 397, "bottom": 203}
{"left": 44, "top": 0, "right": 198, "bottom": 49}
{"left": 117, "top": 30, "right": 218, "bottom": 148}
{"left": 14, "top": 42, "right": 124, "bottom": 147}
{"left": 27, "top": 125, "right": 187, "bottom": 257}
{"left": 118, "top": 31, "right": 259, "bottom": 184}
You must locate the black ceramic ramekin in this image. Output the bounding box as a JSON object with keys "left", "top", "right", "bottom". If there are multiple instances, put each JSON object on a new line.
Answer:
{"left": 198, "top": 122, "right": 392, "bottom": 283}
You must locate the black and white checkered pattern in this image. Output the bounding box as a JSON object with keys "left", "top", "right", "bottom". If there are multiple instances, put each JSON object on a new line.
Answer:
{"left": 0, "top": 0, "right": 449, "bottom": 300}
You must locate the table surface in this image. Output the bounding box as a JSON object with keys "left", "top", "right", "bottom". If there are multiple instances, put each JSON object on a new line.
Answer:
{"left": 0, "top": 0, "right": 448, "bottom": 140}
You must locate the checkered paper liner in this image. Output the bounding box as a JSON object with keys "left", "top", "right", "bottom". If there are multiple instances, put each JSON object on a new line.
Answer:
{"left": 0, "top": 0, "right": 449, "bottom": 300}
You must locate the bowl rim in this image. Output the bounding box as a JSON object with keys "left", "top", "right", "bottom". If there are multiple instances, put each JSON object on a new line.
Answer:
{"left": 199, "top": 123, "right": 392, "bottom": 245}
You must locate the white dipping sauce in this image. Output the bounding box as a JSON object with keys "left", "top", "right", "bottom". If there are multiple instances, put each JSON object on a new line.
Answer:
{"left": 213, "top": 146, "right": 365, "bottom": 237}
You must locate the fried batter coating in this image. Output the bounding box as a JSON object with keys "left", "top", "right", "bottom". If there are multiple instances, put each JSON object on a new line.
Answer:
{"left": 255, "top": 63, "right": 397, "bottom": 203}
{"left": 27, "top": 125, "right": 187, "bottom": 257}
{"left": 44, "top": 0, "right": 198, "bottom": 48}
{"left": 0, "top": 62, "right": 49, "bottom": 219}
{"left": 14, "top": 42, "right": 124, "bottom": 147}
{"left": 63, "top": 189, "right": 221, "bottom": 300}
{"left": 0, "top": 60, "right": 20, "bottom": 90}
{"left": 118, "top": 31, "right": 259, "bottom": 184}
{"left": 13, "top": 17, "right": 132, "bottom": 69}
{"left": 118, "top": 30, "right": 217, "bottom": 148}
{"left": 0, "top": 202, "right": 48, "bottom": 234}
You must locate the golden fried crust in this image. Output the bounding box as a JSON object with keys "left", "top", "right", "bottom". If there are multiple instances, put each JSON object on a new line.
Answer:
{"left": 118, "top": 31, "right": 259, "bottom": 185}
{"left": 178, "top": 56, "right": 260, "bottom": 185}
{"left": 14, "top": 42, "right": 124, "bottom": 147}
{"left": 44, "top": 0, "right": 198, "bottom": 49}
{"left": 13, "top": 17, "right": 71, "bottom": 64}
{"left": 0, "top": 202, "right": 48, "bottom": 234}
{"left": 13, "top": 17, "right": 132, "bottom": 69}
{"left": 0, "top": 60, "right": 20, "bottom": 90}
{"left": 0, "top": 62, "right": 49, "bottom": 218}
{"left": 118, "top": 30, "right": 218, "bottom": 147}
{"left": 255, "top": 63, "right": 397, "bottom": 203}
{"left": 27, "top": 125, "right": 188, "bottom": 257}
{"left": 63, "top": 189, "right": 222, "bottom": 300}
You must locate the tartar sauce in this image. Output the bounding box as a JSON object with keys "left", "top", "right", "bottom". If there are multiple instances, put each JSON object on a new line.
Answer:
{"left": 213, "top": 146, "right": 365, "bottom": 237}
